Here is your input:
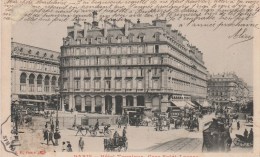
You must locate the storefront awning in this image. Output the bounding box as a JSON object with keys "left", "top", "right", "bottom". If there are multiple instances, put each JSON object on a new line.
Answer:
{"left": 202, "top": 101, "right": 210, "bottom": 107}
{"left": 171, "top": 101, "right": 187, "bottom": 109}
{"left": 186, "top": 101, "right": 197, "bottom": 108}
{"left": 20, "top": 99, "right": 48, "bottom": 103}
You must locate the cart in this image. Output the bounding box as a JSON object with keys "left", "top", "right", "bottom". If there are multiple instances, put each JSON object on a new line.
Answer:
{"left": 104, "top": 136, "right": 128, "bottom": 152}
{"left": 233, "top": 134, "right": 253, "bottom": 147}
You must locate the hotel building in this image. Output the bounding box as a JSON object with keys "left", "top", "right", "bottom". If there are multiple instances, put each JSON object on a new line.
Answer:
{"left": 60, "top": 12, "right": 208, "bottom": 114}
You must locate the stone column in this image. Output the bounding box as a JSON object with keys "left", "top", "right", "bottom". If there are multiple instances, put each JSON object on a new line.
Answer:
{"left": 122, "top": 96, "right": 126, "bottom": 107}
{"left": 91, "top": 96, "right": 95, "bottom": 113}
{"left": 81, "top": 96, "right": 85, "bottom": 112}
{"left": 112, "top": 96, "right": 115, "bottom": 115}
{"left": 69, "top": 94, "right": 74, "bottom": 110}
{"left": 122, "top": 96, "right": 126, "bottom": 114}
{"left": 133, "top": 95, "right": 137, "bottom": 106}
{"left": 101, "top": 96, "right": 105, "bottom": 114}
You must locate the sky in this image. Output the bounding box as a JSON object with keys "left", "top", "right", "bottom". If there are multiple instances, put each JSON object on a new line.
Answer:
{"left": 11, "top": 19, "right": 254, "bottom": 86}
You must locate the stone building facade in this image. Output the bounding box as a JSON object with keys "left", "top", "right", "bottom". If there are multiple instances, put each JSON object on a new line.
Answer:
{"left": 60, "top": 12, "right": 208, "bottom": 114}
{"left": 207, "top": 73, "right": 249, "bottom": 107}
{"left": 11, "top": 41, "right": 60, "bottom": 109}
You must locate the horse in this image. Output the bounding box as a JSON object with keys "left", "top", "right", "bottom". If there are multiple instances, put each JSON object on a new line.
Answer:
{"left": 188, "top": 119, "right": 199, "bottom": 131}
{"left": 23, "top": 115, "right": 33, "bottom": 127}
{"left": 174, "top": 119, "right": 183, "bottom": 129}
{"left": 75, "top": 125, "right": 90, "bottom": 136}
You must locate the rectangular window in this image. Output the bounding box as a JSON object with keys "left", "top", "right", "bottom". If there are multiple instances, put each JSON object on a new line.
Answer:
{"left": 95, "top": 68, "right": 100, "bottom": 77}
{"left": 85, "top": 69, "right": 89, "bottom": 77}
{"left": 63, "top": 80, "right": 68, "bottom": 89}
{"left": 105, "top": 80, "right": 111, "bottom": 89}
{"left": 97, "top": 37, "right": 102, "bottom": 44}
{"left": 95, "top": 80, "right": 100, "bottom": 89}
{"left": 76, "top": 48, "right": 80, "bottom": 55}
{"left": 75, "top": 79, "right": 80, "bottom": 89}
{"left": 84, "top": 80, "right": 90, "bottom": 89}
{"left": 88, "top": 38, "right": 92, "bottom": 44}
{"left": 118, "top": 37, "right": 122, "bottom": 43}
{"left": 118, "top": 57, "right": 122, "bottom": 65}
{"left": 116, "top": 69, "right": 121, "bottom": 77}
{"left": 105, "top": 68, "right": 110, "bottom": 76}
{"left": 155, "top": 45, "right": 159, "bottom": 53}
{"left": 126, "top": 68, "right": 132, "bottom": 77}
{"left": 140, "top": 37, "right": 144, "bottom": 42}
{"left": 75, "top": 58, "right": 80, "bottom": 66}
{"left": 126, "top": 80, "right": 132, "bottom": 89}
{"left": 137, "top": 80, "right": 143, "bottom": 89}
{"left": 127, "top": 46, "right": 131, "bottom": 54}
{"left": 116, "top": 80, "right": 121, "bottom": 89}
{"left": 75, "top": 69, "right": 81, "bottom": 77}
{"left": 108, "top": 37, "right": 112, "bottom": 43}
{"left": 80, "top": 58, "right": 85, "bottom": 65}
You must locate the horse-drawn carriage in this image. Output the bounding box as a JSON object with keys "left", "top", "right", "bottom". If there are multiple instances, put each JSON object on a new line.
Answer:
{"left": 89, "top": 125, "right": 112, "bottom": 137}
{"left": 154, "top": 113, "right": 170, "bottom": 131}
{"left": 104, "top": 136, "right": 128, "bottom": 152}
{"left": 202, "top": 118, "right": 232, "bottom": 152}
{"left": 233, "top": 134, "right": 253, "bottom": 147}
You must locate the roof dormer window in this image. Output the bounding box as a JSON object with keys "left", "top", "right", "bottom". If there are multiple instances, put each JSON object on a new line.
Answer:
{"left": 36, "top": 51, "right": 39, "bottom": 56}
{"left": 28, "top": 49, "right": 32, "bottom": 54}
{"left": 117, "top": 35, "right": 123, "bottom": 43}
{"left": 97, "top": 37, "right": 102, "bottom": 44}
{"left": 154, "top": 32, "right": 161, "bottom": 41}
{"left": 43, "top": 53, "right": 47, "bottom": 57}
{"left": 128, "top": 33, "right": 134, "bottom": 43}
{"left": 138, "top": 33, "right": 145, "bottom": 42}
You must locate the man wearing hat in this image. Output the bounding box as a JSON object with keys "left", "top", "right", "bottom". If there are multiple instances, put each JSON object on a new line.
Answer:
{"left": 78, "top": 137, "right": 85, "bottom": 152}
{"left": 54, "top": 129, "right": 61, "bottom": 146}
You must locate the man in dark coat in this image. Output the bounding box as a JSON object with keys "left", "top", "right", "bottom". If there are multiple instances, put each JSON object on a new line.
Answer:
{"left": 48, "top": 131, "right": 55, "bottom": 146}
{"left": 237, "top": 121, "right": 240, "bottom": 130}
{"left": 244, "top": 129, "right": 248, "bottom": 140}
{"left": 43, "top": 125, "right": 49, "bottom": 145}
{"left": 54, "top": 129, "right": 61, "bottom": 146}
{"left": 95, "top": 119, "right": 99, "bottom": 131}
{"left": 248, "top": 128, "right": 253, "bottom": 144}
{"left": 113, "top": 131, "right": 119, "bottom": 145}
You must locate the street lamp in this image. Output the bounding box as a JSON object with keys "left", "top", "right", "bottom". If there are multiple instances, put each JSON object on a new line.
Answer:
{"left": 11, "top": 100, "right": 21, "bottom": 147}
{"left": 54, "top": 89, "right": 60, "bottom": 130}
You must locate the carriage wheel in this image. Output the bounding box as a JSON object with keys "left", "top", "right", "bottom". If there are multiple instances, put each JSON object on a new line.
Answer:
{"left": 239, "top": 141, "right": 247, "bottom": 147}
{"left": 233, "top": 138, "right": 240, "bottom": 146}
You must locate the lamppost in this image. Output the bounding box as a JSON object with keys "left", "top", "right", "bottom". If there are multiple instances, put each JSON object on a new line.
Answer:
{"left": 11, "top": 100, "right": 21, "bottom": 147}
{"left": 54, "top": 89, "right": 60, "bottom": 130}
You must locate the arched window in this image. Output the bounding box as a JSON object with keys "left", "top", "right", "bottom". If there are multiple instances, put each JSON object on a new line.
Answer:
{"left": 37, "top": 75, "right": 43, "bottom": 92}
{"left": 20, "top": 73, "right": 27, "bottom": 83}
{"left": 51, "top": 76, "right": 57, "bottom": 92}
{"left": 20, "top": 73, "right": 27, "bottom": 92}
{"left": 44, "top": 75, "right": 50, "bottom": 92}
{"left": 29, "top": 74, "right": 35, "bottom": 92}
{"left": 29, "top": 74, "right": 35, "bottom": 84}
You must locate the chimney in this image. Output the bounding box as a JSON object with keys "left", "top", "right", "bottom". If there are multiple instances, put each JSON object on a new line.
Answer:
{"left": 166, "top": 24, "right": 172, "bottom": 32}
{"left": 84, "top": 22, "right": 88, "bottom": 37}
{"left": 124, "top": 19, "right": 129, "bottom": 36}
{"left": 112, "top": 19, "right": 116, "bottom": 28}
{"left": 104, "top": 20, "right": 108, "bottom": 37}
{"left": 92, "top": 11, "right": 98, "bottom": 27}
{"left": 74, "top": 22, "right": 78, "bottom": 40}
